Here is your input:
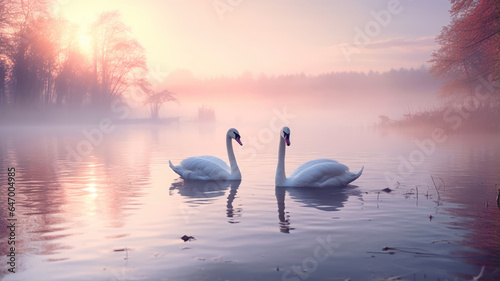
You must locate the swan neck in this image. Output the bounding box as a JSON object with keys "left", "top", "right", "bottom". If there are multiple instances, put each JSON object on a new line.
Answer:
{"left": 276, "top": 137, "right": 287, "bottom": 186}
{"left": 226, "top": 136, "right": 240, "bottom": 177}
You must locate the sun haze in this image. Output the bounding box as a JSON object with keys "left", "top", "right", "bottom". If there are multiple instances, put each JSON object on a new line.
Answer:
{"left": 55, "top": 0, "right": 451, "bottom": 78}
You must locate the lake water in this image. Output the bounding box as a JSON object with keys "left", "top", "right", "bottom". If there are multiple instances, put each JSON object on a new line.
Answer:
{"left": 0, "top": 121, "right": 499, "bottom": 281}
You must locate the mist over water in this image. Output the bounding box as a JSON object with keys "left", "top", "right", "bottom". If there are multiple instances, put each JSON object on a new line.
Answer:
{"left": 0, "top": 118, "right": 499, "bottom": 280}
{"left": 1, "top": 65, "right": 498, "bottom": 281}
{"left": 161, "top": 68, "right": 443, "bottom": 127}
{"left": 1, "top": 0, "right": 499, "bottom": 279}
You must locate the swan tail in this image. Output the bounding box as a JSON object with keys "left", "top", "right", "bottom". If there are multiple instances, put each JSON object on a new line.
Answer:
{"left": 354, "top": 165, "right": 364, "bottom": 180}
{"left": 342, "top": 165, "right": 364, "bottom": 185}
{"left": 169, "top": 160, "right": 188, "bottom": 178}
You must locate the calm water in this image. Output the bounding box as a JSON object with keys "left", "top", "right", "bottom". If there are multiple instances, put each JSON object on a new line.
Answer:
{"left": 0, "top": 122, "right": 499, "bottom": 281}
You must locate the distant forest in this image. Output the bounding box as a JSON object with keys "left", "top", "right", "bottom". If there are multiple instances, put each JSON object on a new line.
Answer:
{"left": 389, "top": 0, "right": 500, "bottom": 132}
{"left": 163, "top": 67, "right": 443, "bottom": 115}
{"left": 165, "top": 67, "right": 441, "bottom": 98}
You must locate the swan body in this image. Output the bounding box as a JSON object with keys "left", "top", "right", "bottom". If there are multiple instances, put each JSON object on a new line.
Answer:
{"left": 275, "top": 127, "right": 363, "bottom": 187}
{"left": 170, "top": 128, "right": 243, "bottom": 181}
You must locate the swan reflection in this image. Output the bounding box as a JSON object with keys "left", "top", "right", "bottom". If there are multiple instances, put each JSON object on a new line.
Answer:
{"left": 276, "top": 186, "right": 360, "bottom": 233}
{"left": 170, "top": 179, "right": 241, "bottom": 223}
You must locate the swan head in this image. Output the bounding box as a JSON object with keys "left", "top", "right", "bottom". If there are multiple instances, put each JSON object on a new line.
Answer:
{"left": 227, "top": 128, "right": 243, "bottom": 146}
{"left": 281, "top": 126, "right": 291, "bottom": 146}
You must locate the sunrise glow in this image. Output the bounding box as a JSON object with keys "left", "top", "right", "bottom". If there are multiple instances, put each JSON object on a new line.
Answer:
{"left": 77, "top": 33, "right": 92, "bottom": 55}
{"left": 54, "top": 0, "right": 451, "bottom": 78}
{"left": 1, "top": 1, "right": 499, "bottom": 280}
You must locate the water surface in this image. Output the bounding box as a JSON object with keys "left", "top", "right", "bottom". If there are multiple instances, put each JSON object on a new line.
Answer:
{"left": 0, "top": 123, "right": 499, "bottom": 280}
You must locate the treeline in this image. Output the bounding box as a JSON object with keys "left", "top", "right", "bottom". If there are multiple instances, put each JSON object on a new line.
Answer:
{"left": 430, "top": 0, "right": 499, "bottom": 99}
{"left": 164, "top": 67, "right": 442, "bottom": 103}
{"left": 380, "top": 0, "right": 500, "bottom": 132}
{"left": 0, "top": 0, "right": 152, "bottom": 123}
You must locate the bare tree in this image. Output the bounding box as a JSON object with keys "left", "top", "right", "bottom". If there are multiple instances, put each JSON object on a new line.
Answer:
{"left": 144, "top": 89, "right": 177, "bottom": 120}
{"left": 90, "top": 11, "right": 148, "bottom": 108}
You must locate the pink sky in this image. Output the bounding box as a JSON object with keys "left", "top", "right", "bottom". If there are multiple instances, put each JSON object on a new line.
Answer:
{"left": 55, "top": 0, "right": 451, "bottom": 78}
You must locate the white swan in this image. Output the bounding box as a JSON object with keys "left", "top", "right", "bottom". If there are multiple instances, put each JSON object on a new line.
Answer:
{"left": 275, "top": 127, "right": 363, "bottom": 187}
{"left": 169, "top": 128, "right": 243, "bottom": 181}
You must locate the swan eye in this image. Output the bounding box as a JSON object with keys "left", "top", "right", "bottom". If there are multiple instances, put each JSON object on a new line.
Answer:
{"left": 233, "top": 132, "right": 240, "bottom": 139}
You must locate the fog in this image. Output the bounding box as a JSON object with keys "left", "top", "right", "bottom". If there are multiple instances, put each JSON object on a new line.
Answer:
{"left": 0, "top": 1, "right": 481, "bottom": 131}
{"left": 138, "top": 67, "right": 444, "bottom": 128}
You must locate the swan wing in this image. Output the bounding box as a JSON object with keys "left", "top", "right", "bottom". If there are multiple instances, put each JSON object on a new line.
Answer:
{"left": 288, "top": 160, "right": 362, "bottom": 187}
{"left": 170, "top": 156, "right": 231, "bottom": 180}
{"left": 289, "top": 159, "right": 341, "bottom": 178}
{"left": 195, "top": 156, "right": 231, "bottom": 171}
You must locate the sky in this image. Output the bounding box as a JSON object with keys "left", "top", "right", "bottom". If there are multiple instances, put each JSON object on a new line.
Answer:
{"left": 55, "top": 0, "right": 452, "bottom": 78}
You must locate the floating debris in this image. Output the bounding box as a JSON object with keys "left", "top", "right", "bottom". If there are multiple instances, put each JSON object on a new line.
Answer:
{"left": 113, "top": 247, "right": 129, "bottom": 260}
{"left": 181, "top": 235, "right": 196, "bottom": 242}
{"left": 381, "top": 247, "right": 396, "bottom": 255}
{"left": 381, "top": 188, "right": 393, "bottom": 193}
{"left": 431, "top": 240, "right": 451, "bottom": 244}
{"left": 212, "top": 256, "right": 235, "bottom": 263}
{"left": 496, "top": 184, "right": 499, "bottom": 210}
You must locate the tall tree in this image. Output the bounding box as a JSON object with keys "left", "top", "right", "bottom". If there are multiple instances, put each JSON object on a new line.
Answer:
{"left": 11, "top": 15, "right": 62, "bottom": 107}
{"left": 430, "top": 0, "right": 500, "bottom": 98}
{"left": 54, "top": 49, "right": 92, "bottom": 108}
{"left": 0, "top": 0, "right": 17, "bottom": 105}
{"left": 7, "top": 0, "right": 56, "bottom": 107}
{"left": 90, "top": 11, "right": 148, "bottom": 108}
{"left": 0, "top": 60, "right": 6, "bottom": 104}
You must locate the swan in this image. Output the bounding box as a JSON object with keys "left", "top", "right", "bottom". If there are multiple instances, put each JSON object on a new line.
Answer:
{"left": 169, "top": 128, "right": 243, "bottom": 181}
{"left": 275, "top": 127, "right": 363, "bottom": 187}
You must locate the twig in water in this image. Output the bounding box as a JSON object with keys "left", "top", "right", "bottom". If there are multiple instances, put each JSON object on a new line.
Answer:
{"left": 496, "top": 184, "right": 499, "bottom": 210}
{"left": 471, "top": 266, "right": 485, "bottom": 281}
{"left": 372, "top": 269, "right": 418, "bottom": 281}
{"left": 431, "top": 176, "right": 441, "bottom": 200}
{"left": 438, "top": 177, "right": 445, "bottom": 190}
{"left": 431, "top": 240, "right": 451, "bottom": 244}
